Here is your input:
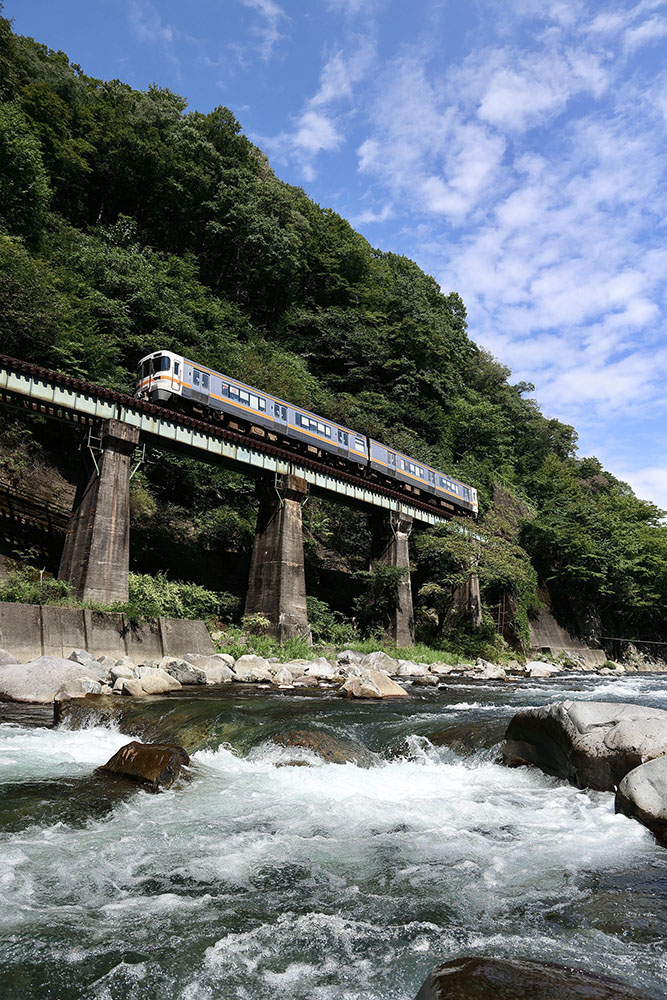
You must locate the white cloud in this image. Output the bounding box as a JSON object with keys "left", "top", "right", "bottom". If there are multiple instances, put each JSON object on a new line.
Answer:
{"left": 624, "top": 14, "right": 667, "bottom": 51}
{"left": 351, "top": 202, "right": 393, "bottom": 224}
{"left": 263, "top": 36, "right": 376, "bottom": 179}
{"left": 129, "top": 0, "right": 175, "bottom": 46}
{"left": 614, "top": 465, "right": 667, "bottom": 511}
{"left": 240, "top": 0, "right": 288, "bottom": 61}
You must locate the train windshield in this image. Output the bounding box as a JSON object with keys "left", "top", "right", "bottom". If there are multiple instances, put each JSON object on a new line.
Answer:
{"left": 139, "top": 355, "right": 170, "bottom": 380}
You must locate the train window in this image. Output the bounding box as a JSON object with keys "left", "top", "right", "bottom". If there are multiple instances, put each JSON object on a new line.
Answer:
{"left": 463, "top": 488, "right": 470, "bottom": 500}
{"left": 229, "top": 384, "right": 239, "bottom": 399}
{"left": 202, "top": 373, "right": 209, "bottom": 390}
{"left": 221, "top": 382, "right": 229, "bottom": 396}
{"left": 160, "top": 356, "right": 170, "bottom": 371}
{"left": 388, "top": 452, "right": 396, "bottom": 466}
{"left": 355, "top": 436, "right": 365, "bottom": 450}
{"left": 258, "top": 397, "right": 266, "bottom": 412}
{"left": 279, "top": 405, "right": 287, "bottom": 420}
{"left": 338, "top": 430, "right": 348, "bottom": 446}
{"left": 193, "top": 370, "right": 200, "bottom": 386}
{"left": 239, "top": 390, "right": 250, "bottom": 405}
{"left": 174, "top": 362, "right": 180, "bottom": 376}
{"left": 428, "top": 470, "right": 435, "bottom": 482}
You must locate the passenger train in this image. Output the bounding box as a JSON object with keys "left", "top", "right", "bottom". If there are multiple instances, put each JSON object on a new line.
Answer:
{"left": 136, "top": 350, "right": 478, "bottom": 516}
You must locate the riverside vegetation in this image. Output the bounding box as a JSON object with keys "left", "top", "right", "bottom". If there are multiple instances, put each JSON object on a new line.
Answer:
{"left": 0, "top": 9, "right": 667, "bottom": 657}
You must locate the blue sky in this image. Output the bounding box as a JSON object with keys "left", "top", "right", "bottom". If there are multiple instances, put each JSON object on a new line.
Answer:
{"left": 8, "top": 0, "right": 667, "bottom": 508}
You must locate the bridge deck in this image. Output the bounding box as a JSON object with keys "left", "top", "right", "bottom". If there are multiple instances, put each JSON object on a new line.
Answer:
{"left": 0, "top": 355, "right": 474, "bottom": 528}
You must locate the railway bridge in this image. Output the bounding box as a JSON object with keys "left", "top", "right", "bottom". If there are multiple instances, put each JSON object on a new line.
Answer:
{"left": 0, "top": 355, "right": 479, "bottom": 645}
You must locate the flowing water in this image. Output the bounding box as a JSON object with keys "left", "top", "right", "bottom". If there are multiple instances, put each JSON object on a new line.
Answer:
{"left": 1, "top": 675, "right": 667, "bottom": 999}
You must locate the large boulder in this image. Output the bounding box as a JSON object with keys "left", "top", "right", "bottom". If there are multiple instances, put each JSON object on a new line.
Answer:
{"left": 233, "top": 654, "right": 273, "bottom": 683}
{"left": 336, "top": 649, "right": 364, "bottom": 666}
{"left": 526, "top": 659, "right": 561, "bottom": 677}
{"left": 110, "top": 663, "right": 135, "bottom": 683}
{"left": 158, "top": 656, "right": 206, "bottom": 685}
{"left": 137, "top": 667, "right": 182, "bottom": 695}
{"left": 361, "top": 650, "right": 400, "bottom": 675}
{"left": 182, "top": 653, "right": 234, "bottom": 684}
{"left": 274, "top": 729, "right": 378, "bottom": 767}
{"left": 478, "top": 662, "right": 506, "bottom": 680}
{"left": 415, "top": 956, "right": 651, "bottom": 1000}
{"left": 0, "top": 655, "right": 108, "bottom": 704}
{"left": 55, "top": 677, "right": 103, "bottom": 700}
{"left": 271, "top": 666, "right": 294, "bottom": 687}
{"left": 118, "top": 677, "right": 145, "bottom": 697}
{"left": 503, "top": 701, "right": 667, "bottom": 791}
{"left": 616, "top": 756, "right": 667, "bottom": 845}
{"left": 96, "top": 741, "right": 189, "bottom": 790}
{"left": 429, "top": 662, "right": 455, "bottom": 676}
{"left": 341, "top": 669, "right": 408, "bottom": 700}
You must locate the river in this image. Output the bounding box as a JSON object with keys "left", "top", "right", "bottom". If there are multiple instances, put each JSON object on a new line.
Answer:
{"left": 1, "top": 673, "right": 666, "bottom": 999}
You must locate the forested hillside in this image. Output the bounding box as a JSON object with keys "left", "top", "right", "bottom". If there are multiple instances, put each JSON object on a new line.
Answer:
{"left": 1, "top": 9, "right": 665, "bottom": 653}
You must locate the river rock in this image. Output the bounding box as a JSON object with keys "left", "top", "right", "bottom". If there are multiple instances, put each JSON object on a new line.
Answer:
{"left": 272, "top": 666, "right": 294, "bottom": 686}
{"left": 341, "top": 669, "right": 408, "bottom": 699}
{"left": 616, "top": 756, "right": 667, "bottom": 845}
{"left": 138, "top": 667, "right": 182, "bottom": 695}
{"left": 182, "top": 653, "right": 234, "bottom": 683}
{"left": 119, "top": 677, "right": 145, "bottom": 697}
{"left": 503, "top": 701, "right": 667, "bottom": 790}
{"left": 96, "top": 740, "right": 190, "bottom": 790}
{"left": 274, "top": 729, "right": 378, "bottom": 767}
{"left": 412, "top": 673, "right": 440, "bottom": 687}
{"left": 68, "top": 649, "right": 98, "bottom": 668}
{"left": 429, "top": 662, "right": 455, "bottom": 676}
{"left": 397, "top": 661, "right": 429, "bottom": 677}
{"left": 361, "top": 650, "right": 400, "bottom": 674}
{"left": 0, "top": 649, "right": 18, "bottom": 666}
{"left": 159, "top": 656, "right": 206, "bottom": 685}
{"left": 110, "top": 663, "right": 135, "bottom": 683}
{"left": 478, "top": 662, "right": 506, "bottom": 680}
{"left": 337, "top": 649, "right": 364, "bottom": 666}
{"left": 55, "top": 677, "right": 103, "bottom": 700}
{"left": 303, "top": 657, "right": 336, "bottom": 679}
{"left": 526, "top": 659, "right": 561, "bottom": 677}
{"left": 293, "top": 675, "right": 319, "bottom": 687}
{"left": 0, "top": 655, "right": 109, "bottom": 704}
{"left": 414, "top": 955, "right": 651, "bottom": 1000}
{"left": 233, "top": 654, "right": 273, "bottom": 683}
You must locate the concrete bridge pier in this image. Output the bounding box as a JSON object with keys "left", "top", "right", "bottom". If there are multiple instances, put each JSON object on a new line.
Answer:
{"left": 370, "top": 510, "right": 415, "bottom": 646}
{"left": 244, "top": 474, "right": 311, "bottom": 642}
{"left": 58, "top": 419, "right": 140, "bottom": 604}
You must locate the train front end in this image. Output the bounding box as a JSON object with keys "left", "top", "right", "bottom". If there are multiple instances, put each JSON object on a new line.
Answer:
{"left": 135, "top": 351, "right": 183, "bottom": 404}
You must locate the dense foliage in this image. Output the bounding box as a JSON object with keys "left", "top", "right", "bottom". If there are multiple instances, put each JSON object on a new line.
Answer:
{"left": 0, "top": 9, "right": 665, "bottom": 652}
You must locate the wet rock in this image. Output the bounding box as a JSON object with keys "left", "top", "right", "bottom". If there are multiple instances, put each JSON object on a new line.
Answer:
{"left": 182, "top": 653, "right": 234, "bottom": 684}
{"left": 341, "top": 670, "right": 408, "bottom": 699}
{"left": 0, "top": 649, "right": 18, "bottom": 666}
{"left": 503, "top": 701, "right": 667, "bottom": 790}
{"left": 233, "top": 654, "right": 273, "bottom": 683}
{"left": 412, "top": 673, "right": 440, "bottom": 687}
{"left": 137, "top": 667, "right": 181, "bottom": 695}
{"left": 293, "top": 675, "right": 319, "bottom": 687}
{"left": 616, "top": 756, "right": 667, "bottom": 845}
{"left": 274, "top": 729, "right": 378, "bottom": 767}
{"left": 0, "top": 655, "right": 109, "bottom": 704}
{"left": 55, "top": 677, "right": 103, "bottom": 700}
{"left": 361, "top": 650, "right": 400, "bottom": 674}
{"left": 96, "top": 740, "right": 190, "bottom": 790}
{"left": 415, "top": 955, "right": 651, "bottom": 999}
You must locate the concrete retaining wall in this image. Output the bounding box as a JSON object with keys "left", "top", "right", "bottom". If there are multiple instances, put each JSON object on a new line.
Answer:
{"left": 530, "top": 588, "right": 606, "bottom": 667}
{"left": 0, "top": 602, "right": 214, "bottom": 663}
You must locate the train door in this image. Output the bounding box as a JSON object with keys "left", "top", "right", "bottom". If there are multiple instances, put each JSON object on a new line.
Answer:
{"left": 387, "top": 450, "right": 397, "bottom": 477}
{"left": 272, "top": 401, "right": 288, "bottom": 436}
